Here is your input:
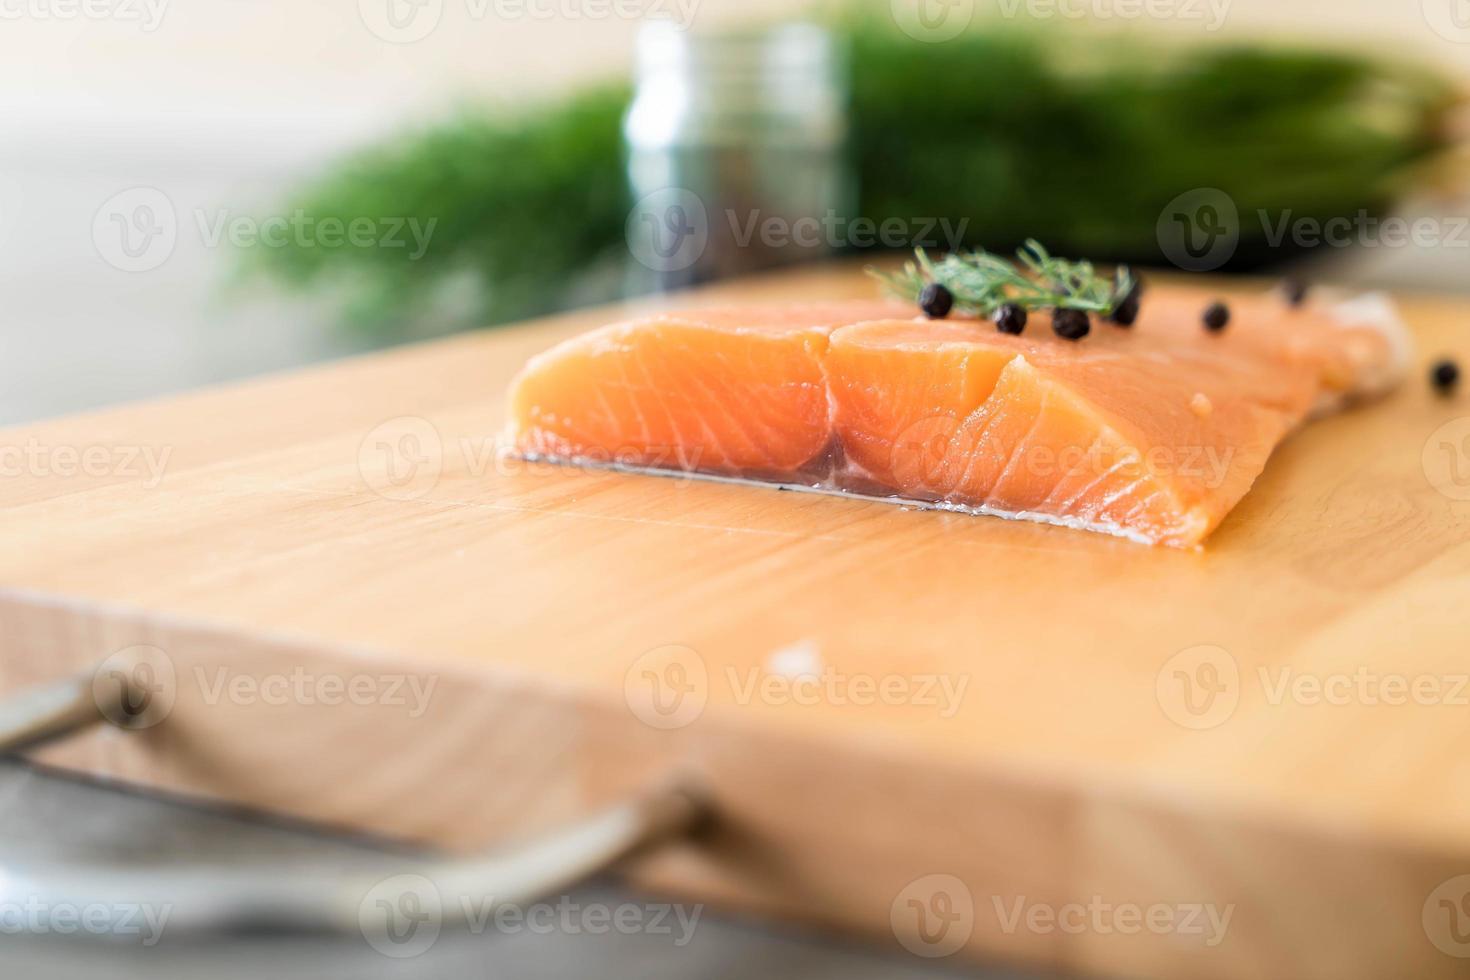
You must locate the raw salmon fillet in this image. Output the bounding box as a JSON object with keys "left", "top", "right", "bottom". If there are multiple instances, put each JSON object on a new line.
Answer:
{"left": 506, "top": 291, "right": 1407, "bottom": 547}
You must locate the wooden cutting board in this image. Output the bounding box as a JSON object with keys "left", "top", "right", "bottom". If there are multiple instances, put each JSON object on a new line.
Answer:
{"left": 3, "top": 264, "right": 1470, "bottom": 979}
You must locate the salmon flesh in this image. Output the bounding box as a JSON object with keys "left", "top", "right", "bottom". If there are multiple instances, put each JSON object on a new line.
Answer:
{"left": 506, "top": 290, "right": 1408, "bottom": 547}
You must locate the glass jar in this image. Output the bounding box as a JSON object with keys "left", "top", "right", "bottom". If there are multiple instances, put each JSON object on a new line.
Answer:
{"left": 624, "top": 22, "right": 852, "bottom": 292}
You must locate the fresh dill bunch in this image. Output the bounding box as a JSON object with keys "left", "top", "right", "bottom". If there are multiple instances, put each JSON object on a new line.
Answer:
{"left": 871, "top": 240, "right": 1135, "bottom": 317}
{"left": 249, "top": 22, "right": 1455, "bottom": 337}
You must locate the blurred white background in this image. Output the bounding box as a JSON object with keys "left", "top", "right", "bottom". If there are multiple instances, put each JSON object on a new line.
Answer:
{"left": 2, "top": 0, "right": 1467, "bottom": 423}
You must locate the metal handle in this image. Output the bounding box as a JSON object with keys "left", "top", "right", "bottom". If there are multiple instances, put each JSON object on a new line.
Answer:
{"left": 0, "top": 672, "right": 706, "bottom": 942}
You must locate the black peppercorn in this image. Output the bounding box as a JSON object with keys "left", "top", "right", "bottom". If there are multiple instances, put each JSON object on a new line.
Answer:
{"left": 1107, "top": 280, "right": 1143, "bottom": 327}
{"left": 1052, "top": 308, "right": 1090, "bottom": 341}
{"left": 994, "top": 304, "right": 1027, "bottom": 335}
{"left": 1110, "top": 296, "right": 1140, "bottom": 328}
{"left": 1431, "top": 358, "right": 1460, "bottom": 396}
{"left": 1202, "top": 302, "right": 1231, "bottom": 333}
{"left": 1283, "top": 279, "right": 1309, "bottom": 307}
{"left": 919, "top": 283, "right": 954, "bottom": 319}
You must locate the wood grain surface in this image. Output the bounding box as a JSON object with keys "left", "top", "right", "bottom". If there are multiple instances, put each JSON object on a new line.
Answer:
{"left": 2, "top": 264, "right": 1469, "bottom": 979}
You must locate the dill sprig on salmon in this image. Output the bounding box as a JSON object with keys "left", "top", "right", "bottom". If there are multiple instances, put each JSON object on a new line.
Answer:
{"left": 871, "top": 241, "right": 1138, "bottom": 334}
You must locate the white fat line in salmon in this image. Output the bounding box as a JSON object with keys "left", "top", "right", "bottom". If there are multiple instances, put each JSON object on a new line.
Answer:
{"left": 511, "top": 450, "right": 1162, "bottom": 546}
{"left": 993, "top": 0, "right": 1230, "bottom": 31}
{"left": 479, "top": 440, "right": 707, "bottom": 478}
{"left": 727, "top": 210, "right": 971, "bottom": 253}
